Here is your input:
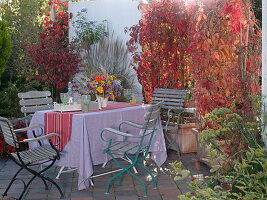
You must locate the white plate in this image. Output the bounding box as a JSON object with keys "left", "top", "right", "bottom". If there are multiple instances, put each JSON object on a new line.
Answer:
{"left": 54, "top": 103, "right": 82, "bottom": 112}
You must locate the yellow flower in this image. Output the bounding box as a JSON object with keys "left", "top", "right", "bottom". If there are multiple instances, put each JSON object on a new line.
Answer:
{"left": 109, "top": 76, "right": 114, "bottom": 80}
{"left": 96, "top": 86, "right": 104, "bottom": 94}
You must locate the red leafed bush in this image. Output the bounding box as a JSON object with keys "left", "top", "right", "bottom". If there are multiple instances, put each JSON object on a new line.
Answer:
{"left": 126, "top": 0, "right": 198, "bottom": 102}
{"left": 26, "top": 0, "right": 80, "bottom": 96}
{"left": 127, "top": 0, "right": 261, "bottom": 119}
{"left": 190, "top": 0, "right": 261, "bottom": 118}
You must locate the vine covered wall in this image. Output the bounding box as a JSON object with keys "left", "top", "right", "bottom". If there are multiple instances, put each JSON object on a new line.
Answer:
{"left": 127, "top": 0, "right": 261, "bottom": 118}
{"left": 191, "top": 0, "right": 261, "bottom": 117}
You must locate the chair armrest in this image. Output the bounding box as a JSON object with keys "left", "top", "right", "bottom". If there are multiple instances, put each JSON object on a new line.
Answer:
{"left": 166, "top": 107, "right": 196, "bottom": 126}
{"left": 167, "top": 107, "right": 195, "bottom": 115}
{"left": 165, "top": 107, "right": 183, "bottom": 129}
{"left": 103, "top": 128, "right": 134, "bottom": 137}
{"left": 167, "top": 107, "right": 183, "bottom": 114}
{"left": 119, "top": 121, "right": 143, "bottom": 131}
{"left": 14, "top": 125, "right": 41, "bottom": 133}
{"left": 19, "top": 133, "right": 58, "bottom": 143}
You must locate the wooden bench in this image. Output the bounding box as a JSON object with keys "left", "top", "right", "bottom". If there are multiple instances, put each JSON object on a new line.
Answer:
{"left": 152, "top": 88, "right": 196, "bottom": 156}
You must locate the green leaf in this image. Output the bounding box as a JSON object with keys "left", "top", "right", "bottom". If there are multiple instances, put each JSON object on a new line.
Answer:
{"left": 210, "top": 165, "right": 221, "bottom": 173}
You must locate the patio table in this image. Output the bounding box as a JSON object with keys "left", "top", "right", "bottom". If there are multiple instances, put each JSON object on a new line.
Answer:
{"left": 28, "top": 102, "right": 167, "bottom": 190}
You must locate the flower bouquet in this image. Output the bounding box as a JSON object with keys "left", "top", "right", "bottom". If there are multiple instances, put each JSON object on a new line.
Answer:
{"left": 73, "top": 73, "right": 122, "bottom": 103}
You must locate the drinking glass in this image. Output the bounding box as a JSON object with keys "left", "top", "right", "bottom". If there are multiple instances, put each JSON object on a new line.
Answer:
{"left": 60, "top": 93, "right": 69, "bottom": 105}
{"left": 73, "top": 93, "right": 82, "bottom": 104}
{"left": 81, "top": 95, "right": 91, "bottom": 112}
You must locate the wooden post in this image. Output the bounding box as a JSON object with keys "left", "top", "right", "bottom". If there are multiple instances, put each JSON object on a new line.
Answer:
{"left": 262, "top": 0, "right": 267, "bottom": 148}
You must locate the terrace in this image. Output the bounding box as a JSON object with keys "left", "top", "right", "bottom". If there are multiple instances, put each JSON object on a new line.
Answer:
{"left": 0, "top": 0, "right": 266, "bottom": 200}
{"left": 0, "top": 152, "right": 210, "bottom": 200}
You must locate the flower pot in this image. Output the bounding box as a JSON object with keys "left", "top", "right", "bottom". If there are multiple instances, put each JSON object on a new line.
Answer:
{"left": 101, "top": 97, "right": 108, "bottom": 108}
{"left": 177, "top": 123, "right": 198, "bottom": 153}
{"left": 96, "top": 95, "right": 109, "bottom": 109}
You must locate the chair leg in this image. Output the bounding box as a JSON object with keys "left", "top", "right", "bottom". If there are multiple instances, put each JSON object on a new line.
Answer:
{"left": 40, "top": 175, "right": 64, "bottom": 198}
{"left": 106, "top": 155, "right": 148, "bottom": 197}
{"left": 89, "top": 178, "right": 94, "bottom": 186}
{"left": 18, "top": 174, "right": 37, "bottom": 200}
{"left": 105, "top": 170, "right": 122, "bottom": 194}
{"left": 3, "top": 167, "right": 24, "bottom": 197}
{"left": 105, "top": 156, "right": 131, "bottom": 194}
{"left": 174, "top": 133, "right": 181, "bottom": 158}
{"left": 121, "top": 157, "right": 138, "bottom": 174}
{"left": 165, "top": 131, "right": 181, "bottom": 158}
{"left": 56, "top": 166, "right": 65, "bottom": 179}
{"left": 24, "top": 159, "right": 64, "bottom": 199}
{"left": 137, "top": 162, "right": 157, "bottom": 189}
{"left": 125, "top": 168, "right": 148, "bottom": 197}
{"left": 117, "top": 173, "right": 125, "bottom": 186}
{"left": 39, "top": 174, "right": 49, "bottom": 190}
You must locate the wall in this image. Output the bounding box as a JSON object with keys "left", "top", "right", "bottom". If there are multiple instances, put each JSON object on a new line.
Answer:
{"left": 68, "top": 0, "right": 141, "bottom": 43}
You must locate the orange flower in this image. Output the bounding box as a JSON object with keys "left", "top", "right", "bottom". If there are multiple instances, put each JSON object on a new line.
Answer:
{"left": 95, "top": 76, "right": 101, "bottom": 82}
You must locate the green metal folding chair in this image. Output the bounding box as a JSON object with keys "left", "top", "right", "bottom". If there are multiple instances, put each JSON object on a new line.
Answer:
{"left": 100, "top": 102, "right": 162, "bottom": 197}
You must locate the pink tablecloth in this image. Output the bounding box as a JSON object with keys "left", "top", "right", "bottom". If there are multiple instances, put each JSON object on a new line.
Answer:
{"left": 44, "top": 102, "right": 140, "bottom": 151}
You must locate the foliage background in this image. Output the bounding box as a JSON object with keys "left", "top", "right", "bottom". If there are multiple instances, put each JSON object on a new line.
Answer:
{"left": 0, "top": 18, "right": 11, "bottom": 81}
{"left": 0, "top": 0, "right": 48, "bottom": 118}
{"left": 26, "top": 0, "right": 80, "bottom": 100}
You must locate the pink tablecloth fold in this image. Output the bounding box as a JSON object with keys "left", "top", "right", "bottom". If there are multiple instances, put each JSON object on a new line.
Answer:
{"left": 44, "top": 111, "right": 81, "bottom": 151}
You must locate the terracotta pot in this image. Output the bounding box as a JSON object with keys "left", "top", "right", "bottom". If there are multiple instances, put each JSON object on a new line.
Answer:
{"left": 177, "top": 123, "right": 198, "bottom": 153}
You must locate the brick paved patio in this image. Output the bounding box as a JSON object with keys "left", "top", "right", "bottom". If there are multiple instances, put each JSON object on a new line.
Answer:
{"left": 0, "top": 151, "right": 210, "bottom": 200}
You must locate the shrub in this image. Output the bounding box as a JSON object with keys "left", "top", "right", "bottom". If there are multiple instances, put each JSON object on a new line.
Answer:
{"left": 0, "top": 18, "right": 11, "bottom": 79}
{"left": 126, "top": 0, "right": 197, "bottom": 102}
{"left": 175, "top": 147, "right": 267, "bottom": 200}
{"left": 26, "top": 0, "right": 80, "bottom": 99}
{"left": 199, "top": 107, "right": 262, "bottom": 173}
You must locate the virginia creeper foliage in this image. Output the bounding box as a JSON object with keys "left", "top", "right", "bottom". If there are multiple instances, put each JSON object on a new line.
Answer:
{"left": 127, "top": 0, "right": 261, "bottom": 118}
{"left": 26, "top": 0, "right": 80, "bottom": 93}
{"left": 126, "top": 0, "right": 198, "bottom": 102}
{"left": 190, "top": 0, "right": 261, "bottom": 117}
